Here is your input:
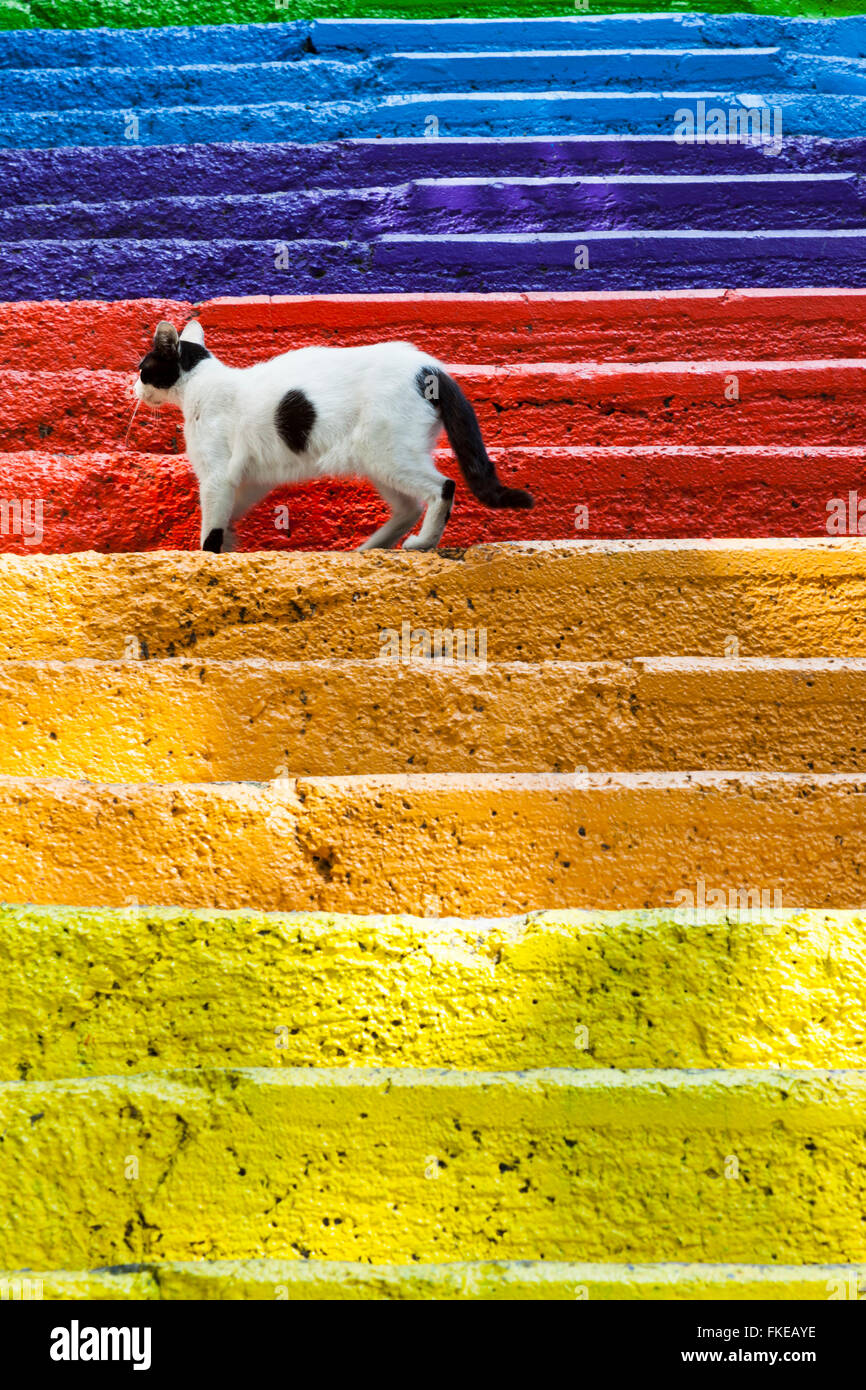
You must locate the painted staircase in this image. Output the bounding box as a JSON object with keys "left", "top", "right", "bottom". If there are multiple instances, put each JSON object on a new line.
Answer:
{"left": 1, "top": 8, "right": 865, "bottom": 1301}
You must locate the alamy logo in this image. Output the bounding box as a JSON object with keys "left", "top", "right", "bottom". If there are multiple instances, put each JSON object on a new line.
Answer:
{"left": 49, "top": 1321, "right": 152, "bottom": 1371}
{"left": 672, "top": 877, "right": 784, "bottom": 926}
{"left": 0, "top": 497, "right": 43, "bottom": 545}
{"left": 826, "top": 492, "right": 866, "bottom": 535}
{"left": 674, "top": 99, "right": 783, "bottom": 155}
{"left": 379, "top": 620, "right": 487, "bottom": 667}
{"left": 0, "top": 1276, "right": 42, "bottom": 1300}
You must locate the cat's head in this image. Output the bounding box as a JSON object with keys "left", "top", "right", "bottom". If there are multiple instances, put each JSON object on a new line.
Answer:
{"left": 135, "top": 319, "right": 210, "bottom": 405}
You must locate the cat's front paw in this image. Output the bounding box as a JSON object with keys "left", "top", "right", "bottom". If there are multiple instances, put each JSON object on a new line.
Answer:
{"left": 402, "top": 535, "right": 434, "bottom": 552}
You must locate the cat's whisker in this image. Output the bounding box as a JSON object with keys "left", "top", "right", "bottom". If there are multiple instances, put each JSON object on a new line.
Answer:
{"left": 123, "top": 397, "right": 141, "bottom": 447}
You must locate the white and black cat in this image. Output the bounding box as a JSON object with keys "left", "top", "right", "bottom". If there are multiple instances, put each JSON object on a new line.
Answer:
{"left": 134, "top": 319, "right": 533, "bottom": 552}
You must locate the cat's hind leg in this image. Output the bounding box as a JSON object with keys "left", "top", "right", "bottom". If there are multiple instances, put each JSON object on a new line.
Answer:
{"left": 232, "top": 481, "right": 274, "bottom": 522}
{"left": 402, "top": 475, "right": 456, "bottom": 552}
{"left": 359, "top": 482, "right": 423, "bottom": 551}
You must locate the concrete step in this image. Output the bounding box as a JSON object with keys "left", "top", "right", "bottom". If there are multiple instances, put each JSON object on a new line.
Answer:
{"left": 0, "top": 1067, "right": 862, "bottom": 1268}
{"left": 2, "top": 127, "right": 862, "bottom": 297}
{"left": 1, "top": 769, "right": 866, "bottom": 913}
{"left": 5, "top": 444, "right": 863, "bottom": 551}
{"left": 6, "top": 361, "right": 866, "bottom": 452}
{"left": 2, "top": 289, "right": 855, "bottom": 551}
{"left": 2, "top": 1259, "right": 863, "bottom": 1301}
{"left": 4, "top": 657, "right": 866, "bottom": 780}
{"left": 6, "top": 291, "right": 866, "bottom": 371}
{"left": 5, "top": 228, "right": 864, "bottom": 298}
{"left": 4, "top": 136, "right": 864, "bottom": 208}
{"left": 5, "top": 50, "right": 866, "bottom": 113}
{"left": 307, "top": 15, "right": 866, "bottom": 57}
{"left": 6, "top": 52, "right": 862, "bottom": 113}
{"left": 7, "top": 172, "right": 865, "bottom": 241}
{"left": 1, "top": 542, "right": 864, "bottom": 662}
{"left": 4, "top": 15, "right": 864, "bottom": 64}
{"left": 4, "top": 91, "right": 865, "bottom": 150}
{"left": 4, "top": 905, "right": 865, "bottom": 1078}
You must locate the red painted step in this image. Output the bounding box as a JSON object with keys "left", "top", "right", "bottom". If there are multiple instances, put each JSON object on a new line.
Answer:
{"left": 1, "top": 445, "right": 860, "bottom": 553}
{"left": 3, "top": 290, "right": 866, "bottom": 370}
{"left": 2, "top": 291, "right": 864, "bottom": 549}
{"left": 4, "top": 361, "right": 864, "bottom": 453}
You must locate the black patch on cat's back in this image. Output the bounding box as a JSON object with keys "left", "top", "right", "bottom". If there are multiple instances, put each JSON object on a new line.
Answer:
{"left": 275, "top": 388, "right": 316, "bottom": 454}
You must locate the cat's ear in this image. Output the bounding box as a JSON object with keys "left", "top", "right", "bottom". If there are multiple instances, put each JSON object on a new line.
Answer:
{"left": 179, "top": 319, "right": 206, "bottom": 347}
{"left": 152, "top": 321, "right": 179, "bottom": 356}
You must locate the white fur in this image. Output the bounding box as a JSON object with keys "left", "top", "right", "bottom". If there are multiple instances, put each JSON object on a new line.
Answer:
{"left": 135, "top": 322, "right": 453, "bottom": 551}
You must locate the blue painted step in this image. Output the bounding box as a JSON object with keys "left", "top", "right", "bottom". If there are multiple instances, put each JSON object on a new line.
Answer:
{"left": 0, "top": 14, "right": 864, "bottom": 148}
{"left": 2, "top": 92, "right": 864, "bottom": 148}
{"left": 5, "top": 51, "right": 866, "bottom": 113}
{"left": 0, "top": 16, "right": 863, "bottom": 69}
{"left": 0, "top": 52, "right": 839, "bottom": 111}
{"left": 307, "top": 16, "right": 866, "bottom": 58}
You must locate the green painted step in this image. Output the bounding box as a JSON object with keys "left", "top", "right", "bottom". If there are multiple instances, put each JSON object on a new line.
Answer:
{"left": 1, "top": 3, "right": 858, "bottom": 33}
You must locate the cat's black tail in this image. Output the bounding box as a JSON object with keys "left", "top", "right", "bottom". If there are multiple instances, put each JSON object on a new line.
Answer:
{"left": 416, "top": 366, "right": 534, "bottom": 510}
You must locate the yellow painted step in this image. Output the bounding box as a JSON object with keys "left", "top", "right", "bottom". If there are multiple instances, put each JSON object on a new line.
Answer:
{"left": 3, "top": 540, "right": 866, "bottom": 661}
{"left": 4, "top": 907, "right": 865, "bottom": 1079}
{"left": 2, "top": 1261, "right": 864, "bottom": 1302}
{"left": 1, "top": 1069, "right": 863, "bottom": 1269}
{"left": 1, "top": 771, "right": 865, "bottom": 914}
{"left": 3, "top": 657, "right": 866, "bottom": 779}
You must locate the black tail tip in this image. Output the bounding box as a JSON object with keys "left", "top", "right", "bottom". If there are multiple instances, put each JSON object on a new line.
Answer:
{"left": 499, "top": 486, "right": 535, "bottom": 510}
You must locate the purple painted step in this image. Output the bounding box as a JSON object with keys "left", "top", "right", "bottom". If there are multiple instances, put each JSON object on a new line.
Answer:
{"left": 2, "top": 136, "right": 862, "bottom": 300}
{"left": 2, "top": 231, "right": 864, "bottom": 300}
{"left": 2, "top": 135, "right": 865, "bottom": 206}
{"left": 4, "top": 174, "right": 864, "bottom": 241}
